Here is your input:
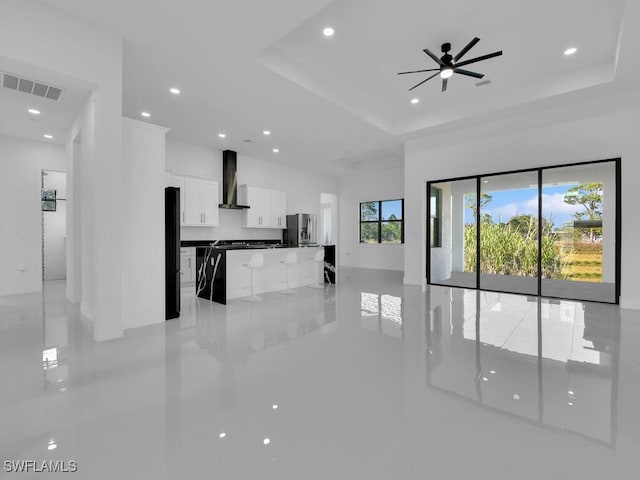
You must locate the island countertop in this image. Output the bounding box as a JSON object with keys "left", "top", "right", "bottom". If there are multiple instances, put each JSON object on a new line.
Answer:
{"left": 195, "top": 246, "right": 324, "bottom": 304}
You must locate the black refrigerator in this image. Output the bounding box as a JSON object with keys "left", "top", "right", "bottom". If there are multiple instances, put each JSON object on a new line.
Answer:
{"left": 165, "top": 187, "right": 180, "bottom": 320}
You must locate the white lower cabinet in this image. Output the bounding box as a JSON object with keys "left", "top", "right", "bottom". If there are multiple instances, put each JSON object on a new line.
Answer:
{"left": 180, "top": 248, "right": 196, "bottom": 285}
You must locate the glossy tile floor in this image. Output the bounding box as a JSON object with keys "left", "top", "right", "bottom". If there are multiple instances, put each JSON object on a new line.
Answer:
{"left": 1, "top": 268, "right": 639, "bottom": 479}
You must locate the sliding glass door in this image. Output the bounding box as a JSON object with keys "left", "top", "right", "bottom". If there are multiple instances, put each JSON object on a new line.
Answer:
{"left": 541, "top": 162, "right": 617, "bottom": 303}
{"left": 428, "top": 178, "right": 477, "bottom": 288}
{"left": 479, "top": 171, "right": 539, "bottom": 296}
{"left": 427, "top": 159, "right": 620, "bottom": 304}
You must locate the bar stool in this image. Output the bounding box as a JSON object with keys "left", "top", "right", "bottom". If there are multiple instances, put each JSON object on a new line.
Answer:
{"left": 243, "top": 253, "right": 264, "bottom": 302}
{"left": 308, "top": 249, "right": 325, "bottom": 289}
{"left": 280, "top": 251, "right": 297, "bottom": 295}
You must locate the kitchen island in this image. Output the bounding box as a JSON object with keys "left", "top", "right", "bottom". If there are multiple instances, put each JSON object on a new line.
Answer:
{"left": 195, "top": 244, "right": 324, "bottom": 304}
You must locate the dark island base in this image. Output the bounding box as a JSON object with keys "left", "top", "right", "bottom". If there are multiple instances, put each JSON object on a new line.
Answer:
{"left": 195, "top": 247, "right": 227, "bottom": 304}
{"left": 324, "top": 245, "right": 336, "bottom": 284}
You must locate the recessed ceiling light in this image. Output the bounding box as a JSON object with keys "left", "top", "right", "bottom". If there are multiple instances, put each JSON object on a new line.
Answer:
{"left": 263, "top": 438, "right": 271, "bottom": 445}
{"left": 564, "top": 47, "right": 577, "bottom": 56}
{"left": 263, "top": 130, "right": 271, "bottom": 135}
{"left": 440, "top": 68, "right": 454, "bottom": 79}
{"left": 323, "top": 27, "right": 335, "bottom": 37}
{"left": 410, "top": 98, "right": 420, "bottom": 104}
{"left": 169, "top": 87, "right": 181, "bottom": 95}
{"left": 272, "top": 404, "right": 278, "bottom": 410}
{"left": 272, "top": 148, "right": 279, "bottom": 153}
{"left": 513, "top": 394, "right": 520, "bottom": 400}
{"left": 218, "top": 133, "right": 227, "bottom": 138}
{"left": 28, "top": 108, "right": 41, "bottom": 115}
{"left": 141, "top": 112, "right": 151, "bottom": 118}
{"left": 43, "top": 134, "right": 54, "bottom": 139}
{"left": 219, "top": 432, "right": 226, "bottom": 439}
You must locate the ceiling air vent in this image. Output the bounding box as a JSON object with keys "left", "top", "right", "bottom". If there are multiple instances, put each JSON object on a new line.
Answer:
{"left": 1, "top": 72, "right": 63, "bottom": 101}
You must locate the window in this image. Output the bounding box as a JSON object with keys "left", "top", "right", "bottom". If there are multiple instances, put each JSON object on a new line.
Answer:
{"left": 360, "top": 199, "right": 404, "bottom": 244}
{"left": 429, "top": 187, "right": 442, "bottom": 247}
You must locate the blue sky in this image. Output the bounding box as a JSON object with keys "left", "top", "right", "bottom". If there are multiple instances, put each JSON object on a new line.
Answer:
{"left": 381, "top": 199, "right": 402, "bottom": 220}
{"left": 463, "top": 184, "right": 585, "bottom": 227}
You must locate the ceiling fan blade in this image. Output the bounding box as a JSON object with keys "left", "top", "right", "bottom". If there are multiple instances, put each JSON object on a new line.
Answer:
{"left": 454, "top": 37, "right": 480, "bottom": 62}
{"left": 423, "top": 48, "right": 444, "bottom": 66}
{"left": 397, "top": 68, "right": 440, "bottom": 75}
{"left": 442, "top": 78, "right": 448, "bottom": 92}
{"left": 408, "top": 72, "right": 440, "bottom": 91}
{"left": 455, "top": 51, "right": 502, "bottom": 68}
{"left": 454, "top": 68, "right": 484, "bottom": 79}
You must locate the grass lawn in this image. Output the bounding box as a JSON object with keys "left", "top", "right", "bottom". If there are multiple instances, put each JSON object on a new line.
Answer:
{"left": 556, "top": 242, "right": 602, "bottom": 282}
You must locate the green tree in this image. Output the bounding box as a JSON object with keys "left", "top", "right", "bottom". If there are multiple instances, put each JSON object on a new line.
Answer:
{"left": 564, "top": 183, "right": 603, "bottom": 242}
{"left": 360, "top": 223, "right": 378, "bottom": 243}
{"left": 507, "top": 214, "right": 551, "bottom": 237}
{"left": 360, "top": 201, "right": 380, "bottom": 243}
{"left": 360, "top": 201, "right": 378, "bottom": 221}
{"left": 381, "top": 214, "right": 402, "bottom": 243}
{"left": 466, "top": 193, "right": 493, "bottom": 220}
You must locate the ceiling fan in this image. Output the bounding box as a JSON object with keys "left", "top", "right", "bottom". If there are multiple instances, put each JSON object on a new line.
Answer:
{"left": 398, "top": 37, "right": 502, "bottom": 92}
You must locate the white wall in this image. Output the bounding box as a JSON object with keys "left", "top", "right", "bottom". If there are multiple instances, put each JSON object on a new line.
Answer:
{"left": 338, "top": 166, "right": 404, "bottom": 271}
{"left": 0, "top": 0, "right": 126, "bottom": 339}
{"left": 43, "top": 170, "right": 67, "bottom": 281}
{"left": 0, "top": 135, "right": 66, "bottom": 296}
{"left": 121, "top": 119, "right": 169, "bottom": 330}
{"left": 166, "top": 138, "right": 339, "bottom": 241}
{"left": 404, "top": 88, "right": 640, "bottom": 309}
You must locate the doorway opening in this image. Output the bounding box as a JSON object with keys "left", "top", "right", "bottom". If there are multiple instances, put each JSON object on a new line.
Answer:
{"left": 320, "top": 192, "right": 338, "bottom": 246}
{"left": 41, "top": 170, "right": 67, "bottom": 282}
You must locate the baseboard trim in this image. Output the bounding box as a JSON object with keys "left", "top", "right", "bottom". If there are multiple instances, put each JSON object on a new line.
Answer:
{"left": 620, "top": 296, "right": 640, "bottom": 310}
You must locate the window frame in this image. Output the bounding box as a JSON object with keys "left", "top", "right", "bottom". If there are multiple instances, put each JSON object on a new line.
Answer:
{"left": 359, "top": 199, "right": 404, "bottom": 244}
{"left": 429, "top": 186, "right": 442, "bottom": 248}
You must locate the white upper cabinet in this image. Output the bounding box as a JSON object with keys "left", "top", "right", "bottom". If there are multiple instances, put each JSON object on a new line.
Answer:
{"left": 183, "top": 177, "right": 202, "bottom": 225}
{"left": 271, "top": 189, "right": 287, "bottom": 228}
{"left": 239, "top": 185, "right": 287, "bottom": 228}
{"left": 168, "top": 174, "right": 219, "bottom": 226}
{"left": 201, "top": 180, "right": 219, "bottom": 226}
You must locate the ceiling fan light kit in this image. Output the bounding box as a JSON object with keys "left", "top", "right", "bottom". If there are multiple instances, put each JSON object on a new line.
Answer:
{"left": 398, "top": 37, "right": 502, "bottom": 92}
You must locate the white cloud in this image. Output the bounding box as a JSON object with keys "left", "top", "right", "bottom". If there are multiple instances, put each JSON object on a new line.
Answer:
{"left": 485, "top": 193, "right": 582, "bottom": 223}
{"left": 541, "top": 192, "right": 583, "bottom": 217}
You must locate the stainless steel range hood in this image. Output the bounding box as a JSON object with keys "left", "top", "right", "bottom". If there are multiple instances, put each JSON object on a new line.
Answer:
{"left": 219, "top": 150, "right": 250, "bottom": 209}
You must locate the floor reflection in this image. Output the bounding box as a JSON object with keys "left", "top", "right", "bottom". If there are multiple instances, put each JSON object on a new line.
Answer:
{"left": 360, "top": 292, "right": 403, "bottom": 339}
{"left": 2, "top": 270, "right": 637, "bottom": 479}
{"left": 426, "top": 287, "right": 620, "bottom": 446}
{"left": 171, "top": 286, "right": 338, "bottom": 409}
